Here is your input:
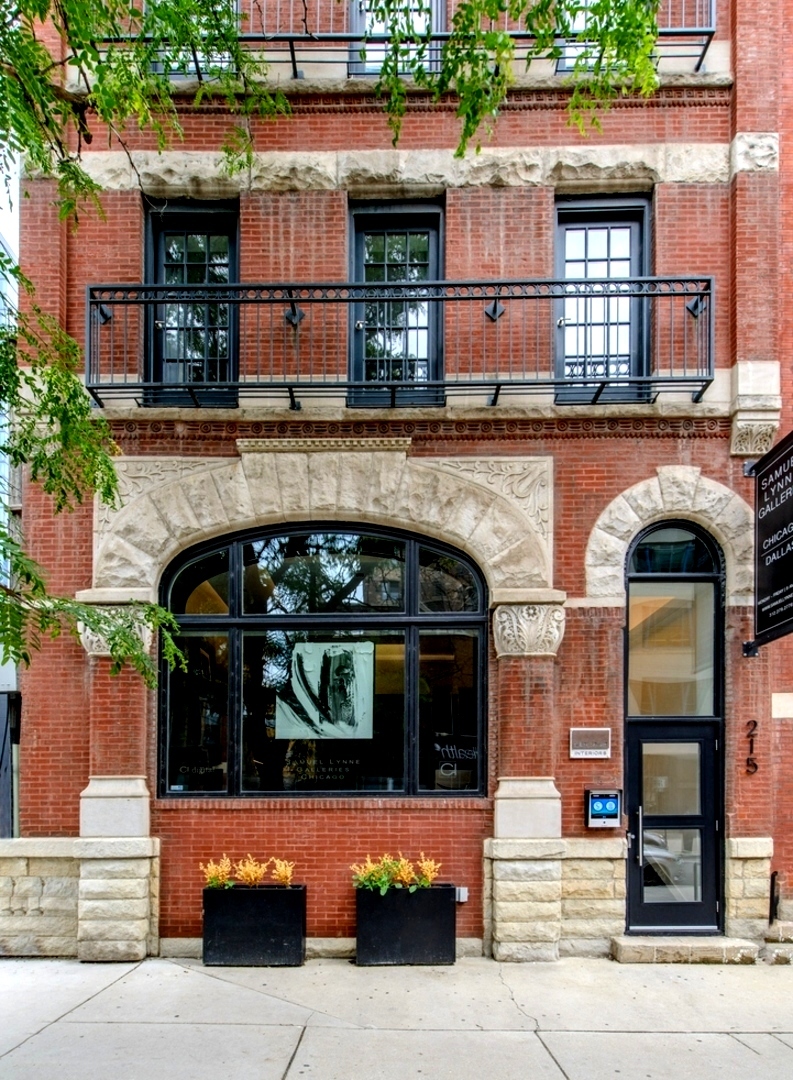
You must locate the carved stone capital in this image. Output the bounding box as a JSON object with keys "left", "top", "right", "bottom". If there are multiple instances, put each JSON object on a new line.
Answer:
{"left": 730, "top": 419, "right": 779, "bottom": 457}
{"left": 78, "top": 607, "right": 153, "bottom": 659}
{"left": 492, "top": 604, "right": 566, "bottom": 658}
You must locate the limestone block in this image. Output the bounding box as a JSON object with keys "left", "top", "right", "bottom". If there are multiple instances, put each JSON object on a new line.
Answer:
{"left": 40, "top": 895, "right": 78, "bottom": 914}
{"left": 493, "top": 900, "right": 561, "bottom": 922}
{"left": 741, "top": 859, "right": 772, "bottom": 879}
{"left": 493, "top": 778, "right": 562, "bottom": 839}
{"left": 179, "top": 469, "right": 233, "bottom": 533}
{"left": 78, "top": 939, "right": 147, "bottom": 962}
{"left": 0, "top": 839, "right": 77, "bottom": 859}
{"left": 11, "top": 878, "right": 43, "bottom": 898}
{"left": 562, "top": 859, "right": 619, "bottom": 880}
{"left": 623, "top": 476, "right": 664, "bottom": 523}
{"left": 561, "top": 879, "right": 617, "bottom": 900}
{"left": 42, "top": 878, "right": 79, "bottom": 897}
{"left": 561, "top": 898, "right": 625, "bottom": 918}
{"left": 80, "top": 878, "right": 149, "bottom": 901}
{"left": 0, "top": 935, "right": 78, "bottom": 958}
{"left": 727, "top": 897, "right": 768, "bottom": 919}
{"left": 725, "top": 918, "right": 767, "bottom": 941}
{"left": 493, "top": 880, "right": 561, "bottom": 903}
{"left": 741, "top": 877, "right": 770, "bottom": 900}
{"left": 493, "top": 921, "right": 560, "bottom": 943}
{"left": 561, "top": 917, "right": 625, "bottom": 940}
{"left": 77, "top": 918, "right": 149, "bottom": 943}
{"left": 159, "top": 937, "right": 203, "bottom": 959}
{"left": 594, "top": 495, "right": 643, "bottom": 541}
{"left": 559, "top": 938, "right": 612, "bottom": 958}
{"left": 79, "top": 776, "right": 151, "bottom": 838}
{"left": 28, "top": 859, "right": 79, "bottom": 878}
{"left": 0, "top": 859, "right": 28, "bottom": 876}
{"left": 486, "top": 838, "right": 566, "bottom": 860}
{"left": 493, "top": 941, "right": 559, "bottom": 962}
{"left": 0, "top": 914, "right": 77, "bottom": 936}
{"left": 493, "top": 861, "right": 562, "bottom": 883}
{"left": 78, "top": 898, "right": 150, "bottom": 921}
{"left": 657, "top": 466, "right": 701, "bottom": 511}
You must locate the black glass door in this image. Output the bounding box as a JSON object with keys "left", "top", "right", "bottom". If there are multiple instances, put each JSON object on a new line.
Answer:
{"left": 626, "top": 722, "right": 721, "bottom": 932}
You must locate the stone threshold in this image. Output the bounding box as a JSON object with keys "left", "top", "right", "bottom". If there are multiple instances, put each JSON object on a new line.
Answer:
{"left": 611, "top": 936, "right": 759, "bottom": 964}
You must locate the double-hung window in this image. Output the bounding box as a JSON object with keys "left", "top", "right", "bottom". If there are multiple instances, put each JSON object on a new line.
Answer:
{"left": 146, "top": 199, "right": 239, "bottom": 407}
{"left": 555, "top": 196, "right": 649, "bottom": 403}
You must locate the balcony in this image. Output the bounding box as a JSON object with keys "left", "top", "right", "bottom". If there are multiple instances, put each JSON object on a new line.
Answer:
{"left": 86, "top": 277, "right": 714, "bottom": 409}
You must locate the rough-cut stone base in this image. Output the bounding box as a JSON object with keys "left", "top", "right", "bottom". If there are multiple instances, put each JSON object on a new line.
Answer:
{"left": 611, "top": 936, "right": 759, "bottom": 964}
{"left": 158, "top": 936, "right": 483, "bottom": 960}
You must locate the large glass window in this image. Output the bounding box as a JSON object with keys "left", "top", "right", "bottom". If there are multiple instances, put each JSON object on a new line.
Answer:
{"left": 627, "top": 525, "right": 722, "bottom": 718}
{"left": 161, "top": 526, "right": 486, "bottom": 796}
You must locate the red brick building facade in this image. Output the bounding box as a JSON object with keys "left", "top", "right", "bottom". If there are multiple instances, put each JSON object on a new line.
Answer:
{"left": 3, "top": 0, "right": 793, "bottom": 962}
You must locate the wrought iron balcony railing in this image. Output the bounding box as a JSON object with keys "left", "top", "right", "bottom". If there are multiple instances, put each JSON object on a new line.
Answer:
{"left": 108, "top": 0, "right": 715, "bottom": 79}
{"left": 86, "top": 277, "right": 714, "bottom": 409}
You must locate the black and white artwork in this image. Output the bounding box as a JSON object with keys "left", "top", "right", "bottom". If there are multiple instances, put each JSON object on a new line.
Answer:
{"left": 275, "top": 642, "right": 374, "bottom": 740}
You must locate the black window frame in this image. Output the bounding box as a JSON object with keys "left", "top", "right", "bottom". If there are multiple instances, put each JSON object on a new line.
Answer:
{"left": 555, "top": 194, "right": 651, "bottom": 404}
{"left": 145, "top": 197, "right": 240, "bottom": 407}
{"left": 348, "top": 0, "right": 446, "bottom": 77}
{"left": 158, "top": 522, "right": 488, "bottom": 799}
{"left": 349, "top": 200, "right": 444, "bottom": 407}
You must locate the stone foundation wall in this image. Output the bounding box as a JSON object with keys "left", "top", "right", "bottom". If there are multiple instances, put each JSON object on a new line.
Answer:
{"left": 724, "top": 837, "right": 773, "bottom": 940}
{"left": 560, "top": 839, "right": 627, "bottom": 957}
{"left": 0, "top": 837, "right": 159, "bottom": 961}
{"left": 0, "top": 840, "right": 79, "bottom": 957}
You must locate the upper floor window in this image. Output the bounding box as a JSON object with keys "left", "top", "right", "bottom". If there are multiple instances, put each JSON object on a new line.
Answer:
{"left": 349, "top": 0, "right": 445, "bottom": 76}
{"left": 350, "top": 202, "right": 443, "bottom": 406}
{"left": 162, "top": 525, "right": 487, "bottom": 797}
{"left": 626, "top": 523, "right": 723, "bottom": 718}
{"left": 145, "top": 199, "right": 239, "bottom": 407}
{"left": 555, "top": 196, "right": 649, "bottom": 404}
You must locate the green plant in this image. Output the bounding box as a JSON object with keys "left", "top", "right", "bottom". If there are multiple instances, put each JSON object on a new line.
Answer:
{"left": 351, "top": 852, "right": 441, "bottom": 895}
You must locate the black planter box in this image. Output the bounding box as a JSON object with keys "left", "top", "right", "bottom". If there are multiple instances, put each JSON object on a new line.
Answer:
{"left": 355, "top": 884, "right": 456, "bottom": 966}
{"left": 202, "top": 884, "right": 306, "bottom": 966}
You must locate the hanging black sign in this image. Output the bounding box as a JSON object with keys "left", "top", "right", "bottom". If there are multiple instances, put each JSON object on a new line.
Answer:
{"left": 746, "top": 428, "right": 793, "bottom": 652}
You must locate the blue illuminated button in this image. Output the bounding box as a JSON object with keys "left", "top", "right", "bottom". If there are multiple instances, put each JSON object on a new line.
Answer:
{"left": 605, "top": 800, "right": 617, "bottom": 812}
{"left": 592, "top": 800, "right": 604, "bottom": 812}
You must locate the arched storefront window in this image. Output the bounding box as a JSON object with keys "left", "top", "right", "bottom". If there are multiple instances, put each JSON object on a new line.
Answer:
{"left": 160, "top": 526, "right": 487, "bottom": 797}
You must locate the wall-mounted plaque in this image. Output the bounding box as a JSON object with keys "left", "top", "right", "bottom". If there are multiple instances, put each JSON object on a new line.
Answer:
{"left": 569, "top": 728, "right": 612, "bottom": 759}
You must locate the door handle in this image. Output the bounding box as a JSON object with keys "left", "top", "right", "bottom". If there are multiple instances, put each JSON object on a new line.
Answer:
{"left": 355, "top": 320, "right": 365, "bottom": 330}
{"left": 636, "top": 806, "right": 643, "bottom": 865}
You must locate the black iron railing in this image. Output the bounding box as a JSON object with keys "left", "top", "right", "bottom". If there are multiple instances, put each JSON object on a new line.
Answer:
{"left": 86, "top": 277, "right": 714, "bottom": 409}
{"left": 106, "top": 0, "right": 716, "bottom": 78}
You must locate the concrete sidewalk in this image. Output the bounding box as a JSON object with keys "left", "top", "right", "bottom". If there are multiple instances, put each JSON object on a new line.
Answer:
{"left": 1, "top": 956, "right": 792, "bottom": 1079}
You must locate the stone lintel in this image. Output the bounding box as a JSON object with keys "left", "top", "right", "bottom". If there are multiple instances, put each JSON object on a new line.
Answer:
{"left": 74, "top": 838, "right": 160, "bottom": 860}
{"left": 726, "top": 837, "right": 773, "bottom": 860}
{"left": 0, "top": 838, "right": 79, "bottom": 859}
{"left": 563, "top": 838, "right": 628, "bottom": 860}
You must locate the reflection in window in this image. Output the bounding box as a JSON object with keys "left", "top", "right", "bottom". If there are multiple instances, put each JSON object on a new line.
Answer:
{"left": 162, "top": 527, "right": 485, "bottom": 796}
{"left": 627, "top": 525, "right": 720, "bottom": 718}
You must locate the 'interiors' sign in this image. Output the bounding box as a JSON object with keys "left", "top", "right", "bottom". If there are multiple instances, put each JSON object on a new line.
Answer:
{"left": 749, "top": 429, "right": 793, "bottom": 649}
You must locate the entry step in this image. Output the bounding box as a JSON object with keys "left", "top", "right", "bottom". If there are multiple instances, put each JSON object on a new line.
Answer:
{"left": 611, "top": 936, "right": 759, "bottom": 964}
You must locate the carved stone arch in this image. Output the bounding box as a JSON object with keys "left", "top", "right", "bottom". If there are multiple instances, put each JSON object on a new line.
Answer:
{"left": 90, "top": 444, "right": 554, "bottom": 603}
{"left": 585, "top": 466, "right": 753, "bottom": 606}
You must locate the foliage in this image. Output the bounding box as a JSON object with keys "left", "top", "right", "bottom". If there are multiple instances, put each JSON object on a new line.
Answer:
{"left": 200, "top": 854, "right": 298, "bottom": 888}
{"left": 200, "top": 853, "right": 233, "bottom": 889}
{"left": 351, "top": 852, "right": 441, "bottom": 895}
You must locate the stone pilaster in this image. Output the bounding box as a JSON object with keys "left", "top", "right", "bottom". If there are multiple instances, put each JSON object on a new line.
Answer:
{"left": 560, "top": 838, "right": 627, "bottom": 957}
{"left": 724, "top": 837, "right": 773, "bottom": 941}
{"left": 75, "top": 838, "right": 160, "bottom": 962}
{"left": 485, "top": 839, "right": 564, "bottom": 962}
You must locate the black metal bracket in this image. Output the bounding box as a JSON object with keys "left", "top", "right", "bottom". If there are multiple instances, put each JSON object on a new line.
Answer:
{"left": 287, "top": 386, "right": 302, "bottom": 412}
{"left": 742, "top": 640, "right": 760, "bottom": 657}
{"left": 484, "top": 299, "right": 505, "bottom": 321}
{"left": 743, "top": 460, "right": 758, "bottom": 477}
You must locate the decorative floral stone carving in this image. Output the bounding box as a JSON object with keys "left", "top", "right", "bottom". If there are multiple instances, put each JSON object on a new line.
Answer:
{"left": 730, "top": 420, "right": 778, "bottom": 457}
{"left": 78, "top": 607, "right": 153, "bottom": 658}
{"left": 433, "top": 459, "right": 551, "bottom": 538}
{"left": 493, "top": 604, "right": 566, "bottom": 657}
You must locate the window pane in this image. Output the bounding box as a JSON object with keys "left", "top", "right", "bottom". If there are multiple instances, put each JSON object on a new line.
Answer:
{"left": 170, "top": 549, "right": 230, "bottom": 614}
{"left": 242, "top": 630, "right": 405, "bottom": 792}
{"left": 642, "top": 742, "right": 701, "bottom": 815}
{"left": 628, "top": 582, "right": 715, "bottom": 715}
{"left": 418, "top": 631, "right": 479, "bottom": 791}
{"left": 630, "top": 528, "right": 716, "bottom": 573}
{"left": 167, "top": 634, "right": 229, "bottom": 792}
{"left": 242, "top": 533, "right": 406, "bottom": 614}
{"left": 419, "top": 547, "right": 480, "bottom": 612}
{"left": 642, "top": 828, "right": 702, "bottom": 904}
